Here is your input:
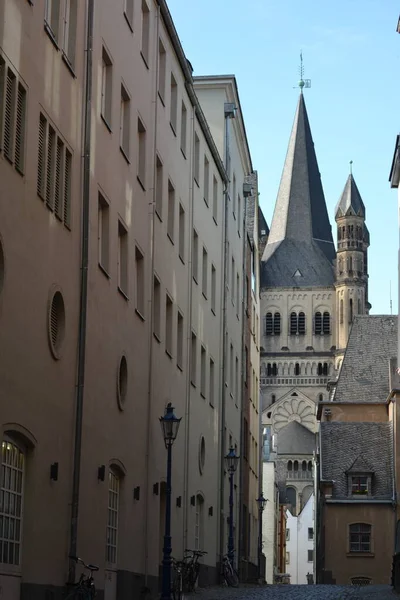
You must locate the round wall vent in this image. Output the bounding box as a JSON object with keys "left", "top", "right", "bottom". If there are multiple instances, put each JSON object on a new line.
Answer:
{"left": 199, "top": 436, "right": 206, "bottom": 474}
{"left": 117, "top": 355, "right": 128, "bottom": 410}
{"left": 48, "top": 291, "right": 65, "bottom": 359}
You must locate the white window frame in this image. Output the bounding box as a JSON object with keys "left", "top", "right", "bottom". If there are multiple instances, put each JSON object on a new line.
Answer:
{"left": 1, "top": 437, "right": 25, "bottom": 570}
{"left": 106, "top": 470, "right": 120, "bottom": 565}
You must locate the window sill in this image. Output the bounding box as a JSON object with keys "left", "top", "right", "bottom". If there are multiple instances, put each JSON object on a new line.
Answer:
{"left": 209, "top": 402, "right": 214, "bottom": 409}
{"left": 192, "top": 275, "right": 198, "bottom": 285}
{"left": 158, "top": 91, "right": 166, "bottom": 106}
{"left": 170, "top": 122, "right": 177, "bottom": 136}
{"left": 118, "top": 287, "right": 129, "bottom": 301}
{"left": 213, "top": 216, "right": 218, "bottom": 226}
{"left": 101, "top": 114, "right": 112, "bottom": 133}
{"left": 153, "top": 332, "right": 161, "bottom": 343}
{"left": 98, "top": 262, "right": 110, "bottom": 278}
{"left": 137, "top": 175, "right": 146, "bottom": 191}
{"left": 44, "top": 22, "right": 59, "bottom": 50}
{"left": 200, "top": 392, "right": 206, "bottom": 400}
{"left": 165, "top": 349, "right": 173, "bottom": 360}
{"left": 155, "top": 209, "right": 162, "bottom": 222}
{"left": 204, "top": 198, "right": 209, "bottom": 207}
{"left": 346, "top": 552, "right": 374, "bottom": 558}
{"left": 120, "top": 146, "right": 131, "bottom": 164}
{"left": 135, "top": 308, "right": 145, "bottom": 321}
{"left": 202, "top": 292, "right": 207, "bottom": 300}
{"left": 179, "top": 254, "right": 185, "bottom": 265}
{"left": 62, "top": 52, "right": 76, "bottom": 77}
{"left": 167, "top": 233, "right": 174, "bottom": 245}
{"left": 191, "top": 380, "right": 196, "bottom": 388}
{"left": 123, "top": 12, "right": 134, "bottom": 32}
{"left": 211, "top": 308, "right": 216, "bottom": 316}
{"left": 194, "top": 177, "right": 199, "bottom": 188}
{"left": 140, "top": 51, "right": 149, "bottom": 69}
{"left": 181, "top": 147, "right": 187, "bottom": 160}
{"left": 177, "top": 363, "right": 183, "bottom": 372}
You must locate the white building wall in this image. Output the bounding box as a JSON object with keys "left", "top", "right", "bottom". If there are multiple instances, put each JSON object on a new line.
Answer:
{"left": 285, "top": 494, "right": 315, "bottom": 584}
{"left": 262, "top": 461, "right": 276, "bottom": 584}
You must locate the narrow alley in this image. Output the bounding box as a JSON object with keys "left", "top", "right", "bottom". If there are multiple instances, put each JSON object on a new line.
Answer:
{"left": 191, "top": 584, "right": 397, "bottom": 599}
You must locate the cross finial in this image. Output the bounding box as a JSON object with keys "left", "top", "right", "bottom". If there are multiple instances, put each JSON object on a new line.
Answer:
{"left": 349, "top": 160, "right": 353, "bottom": 175}
{"left": 297, "top": 51, "right": 311, "bottom": 92}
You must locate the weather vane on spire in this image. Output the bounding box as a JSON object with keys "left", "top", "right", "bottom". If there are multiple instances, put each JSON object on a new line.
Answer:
{"left": 298, "top": 51, "right": 311, "bottom": 93}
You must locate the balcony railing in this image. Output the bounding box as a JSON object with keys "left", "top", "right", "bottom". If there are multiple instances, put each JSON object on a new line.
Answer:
{"left": 260, "top": 376, "right": 328, "bottom": 386}
{"left": 287, "top": 470, "right": 313, "bottom": 480}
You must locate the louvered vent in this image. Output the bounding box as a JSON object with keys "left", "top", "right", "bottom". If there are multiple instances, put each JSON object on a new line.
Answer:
{"left": 63, "top": 149, "right": 72, "bottom": 227}
{"left": 48, "top": 291, "right": 65, "bottom": 359}
{"left": 0, "top": 58, "right": 5, "bottom": 150}
{"left": 117, "top": 356, "right": 128, "bottom": 410}
{"left": 37, "top": 114, "right": 47, "bottom": 198}
{"left": 46, "top": 127, "right": 55, "bottom": 208}
{"left": 4, "top": 69, "right": 15, "bottom": 160}
{"left": 54, "top": 138, "right": 63, "bottom": 218}
{"left": 14, "top": 84, "right": 26, "bottom": 173}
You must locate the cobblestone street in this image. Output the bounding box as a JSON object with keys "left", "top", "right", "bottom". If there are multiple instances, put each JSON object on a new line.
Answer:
{"left": 190, "top": 584, "right": 398, "bottom": 599}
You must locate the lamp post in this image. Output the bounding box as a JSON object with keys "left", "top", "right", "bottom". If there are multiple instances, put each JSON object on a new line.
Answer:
{"left": 225, "top": 447, "right": 239, "bottom": 567}
{"left": 159, "top": 403, "right": 181, "bottom": 600}
{"left": 256, "top": 493, "right": 267, "bottom": 581}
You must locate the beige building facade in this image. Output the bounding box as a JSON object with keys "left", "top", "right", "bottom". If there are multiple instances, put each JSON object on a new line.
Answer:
{"left": 0, "top": 1, "right": 260, "bottom": 599}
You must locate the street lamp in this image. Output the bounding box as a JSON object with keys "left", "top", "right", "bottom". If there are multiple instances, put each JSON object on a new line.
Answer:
{"left": 160, "top": 403, "right": 181, "bottom": 600}
{"left": 225, "top": 447, "right": 239, "bottom": 566}
{"left": 256, "top": 493, "right": 267, "bottom": 581}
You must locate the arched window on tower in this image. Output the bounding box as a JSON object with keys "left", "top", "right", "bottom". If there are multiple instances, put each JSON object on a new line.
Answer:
{"left": 338, "top": 228, "right": 342, "bottom": 241}
{"left": 267, "top": 363, "right": 272, "bottom": 377}
{"left": 290, "top": 312, "right": 298, "bottom": 335}
{"left": 358, "top": 299, "right": 362, "bottom": 315}
{"left": 295, "top": 363, "right": 300, "bottom": 376}
{"left": 274, "top": 312, "right": 281, "bottom": 335}
{"left": 298, "top": 312, "right": 306, "bottom": 335}
{"left": 340, "top": 299, "right": 344, "bottom": 324}
{"left": 288, "top": 460, "right": 293, "bottom": 471}
{"left": 348, "top": 256, "right": 353, "bottom": 273}
{"left": 349, "top": 298, "right": 353, "bottom": 323}
{"left": 338, "top": 257, "right": 343, "bottom": 274}
{"left": 265, "top": 313, "right": 273, "bottom": 335}
{"left": 314, "top": 312, "right": 322, "bottom": 335}
{"left": 272, "top": 363, "right": 278, "bottom": 376}
{"left": 322, "top": 363, "right": 328, "bottom": 376}
{"left": 323, "top": 312, "right": 330, "bottom": 334}
{"left": 271, "top": 394, "right": 276, "bottom": 404}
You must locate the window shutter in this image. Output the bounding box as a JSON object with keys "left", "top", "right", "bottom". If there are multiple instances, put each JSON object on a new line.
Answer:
{"left": 37, "top": 114, "right": 47, "bottom": 198}
{"left": 54, "top": 138, "right": 64, "bottom": 218}
{"left": 15, "top": 84, "right": 26, "bottom": 173}
{"left": 46, "top": 126, "right": 56, "bottom": 208}
{"left": 4, "top": 69, "right": 15, "bottom": 160}
{"left": 63, "top": 149, "right": 72, "bottom": 227}
{"left": 0, "top": 58, "right": 6, "bottom": 151}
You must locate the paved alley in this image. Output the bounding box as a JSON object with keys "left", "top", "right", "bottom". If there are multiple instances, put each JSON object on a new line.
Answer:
{"left": 191, "top": 584, "right": 397, "bottom": 599}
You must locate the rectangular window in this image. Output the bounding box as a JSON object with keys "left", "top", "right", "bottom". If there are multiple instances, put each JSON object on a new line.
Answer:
{"left": 4, "top": 69, "right": 16, "bottom": 162}
{"left": 237, "top": 194, "right": 241, "bottom": 235}
{"left": 202, "top": 247, "right": 208, "bottom": 298}
{"left": 307, "top": 549, "right": 314, "bottom": 562}
{"left": 120, "top": 84, "right": 130, "bottom": 159}
{"left": 209, "top": 358, "right": 215, "bottom": 407}
{"left": 106, "top": 471, "right": 119, "bottom": 564}
{"left": 180, "top": 102, "right": 187, "bottom": 156}
{"left": 153, "top": 276, "right": 161, "bottom": 340}
{"left": 177, "top": 311, "right": 183, "bottom": 369}
{"left": 194, "top": 133, "right": 200, "bottom": 184}
{"left": 98, "top": 193, "right": 110, "bottom": 273}
{"left": 141, "top": 0, "right": 150, "bottom": 65}
{"left": 167, "top": 179, "right": 175, "bottom": 243}
{"left": 155, "top": 154, "right": 163, "bottom": 218}
{"left": 351, "top": 476, "right": 368, "bottom": 495}
{"left": 170, "top": 73, "right": 177, "bottom": 133}
{"left": 124, "top": 0, "right": 134, "bottom": 30}
{"left": 165, "top": 294, "right": 173, "bottom": 357}
{"left": 191, "top": 331, "right": 197, "bottom": 385}
{"left": 179, "top": 203, "right": 185, "bottom": 262}
{"left": 37, "top": 114, "right": 46, "bottom": 198}
{"left": 211, "top": 264, "right": 216, "bottom": 314}
{"left": 231, "top": 257, "right": 235, "bottom": 302}
{"left": 212, "top": 175, "right": 218, "bottom": 223}
{"left": 0, "top": 57, "right": 5, "bottom": 152}
{"left": 135, "top": 246, "right": 145, "bottom": 316}
{"left": 138, "top": 117, "right": 146, "bottom": 188}
{"left": 236, "top": 273, "right": 240, "bottom": 315}
{"left": 14, "top": 83, "right": 26, "bottom": 174}
{"left": 64, "top": 149, "right": 72, "bottom": 228}
{"left": 45, "top": 0, "right": 60, "bottom": 42}
{"left": 232, "top": 173, "right": 236, "bottom": 217}
{"left": 203, "top": 156, "right": 209, "bottom": 205}
{"left": 63, "top": 0, "right": 77, "bottom": 67}
{"left": 0, "top": 440, "right": 24, "bottom": 566}
{"left": 286, "top": 528, "right": 290, "bottom": 541}
{"left": 54, "top": 137, "right": 64, "bottom": 218}
{"left": 230, "top": 343, "right": 234, "bottom": 392}
{"left": 118, "top": 220, "right": 128, "bottom": 296}
{"left": 349, "top": 523, "right": 371, "bottom": 553}
{"left": 235, "top": 356, "right": 239, "bottom": 400}
{"left": 192, "top": 229, "right": 198, "bottom": 282}
{"left": 308, "top": 527, "right": 314, "bottom": 541}
{"left": 200, "top": 345, "right": 206, "bottom": 398}
{"left": 158, "top": 39, "right": 166, "bottom": 102}
{"left": 101, "top": 47, "right": 112, "bottom": 127}
{"left": 46, "top": 125, "right": 56, "bottom": 209}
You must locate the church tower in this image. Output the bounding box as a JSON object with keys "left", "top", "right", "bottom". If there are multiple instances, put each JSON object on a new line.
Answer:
{"left": 334, "top": 172, "right": 370, "bottom": 363}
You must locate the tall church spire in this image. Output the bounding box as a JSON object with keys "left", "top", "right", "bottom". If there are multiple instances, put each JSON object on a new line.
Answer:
{"left": 267, "top": 94, "right": 335, "bottom": 263}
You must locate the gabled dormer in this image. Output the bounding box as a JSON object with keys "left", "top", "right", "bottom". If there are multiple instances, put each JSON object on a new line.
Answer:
{"left": 346, "top": 455, "right": 374, "bottom": 497}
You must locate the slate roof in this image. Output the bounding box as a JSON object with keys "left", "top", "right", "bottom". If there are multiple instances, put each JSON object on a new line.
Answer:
{"left": 261, "top": 93, "right": 335, "bottom": 289}
{"left": 335, "top": 315, "right": 397, "bottom": 403}
{"left": 258, "top": 206, "right": 269, "bottom": 238}
{"left": 321, "top": 422, "right": 393, "bottom": 499}
{"left": 277, "top": 421, "right": 316, "bottom": 455}
{"left": 335, "top": 174, "right": 365, "bottom": 218}
{"left": 346, "top": 455, "right": 374, "bottom": 474}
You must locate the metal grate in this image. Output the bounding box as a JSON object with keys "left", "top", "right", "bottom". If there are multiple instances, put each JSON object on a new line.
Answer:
{"left": 49, "top": 291, "right": 65, "bottom": 356}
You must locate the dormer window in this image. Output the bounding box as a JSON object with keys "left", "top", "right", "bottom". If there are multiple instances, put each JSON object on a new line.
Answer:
{"left": 351, "top": 476, "right": 369, "bottom": 495}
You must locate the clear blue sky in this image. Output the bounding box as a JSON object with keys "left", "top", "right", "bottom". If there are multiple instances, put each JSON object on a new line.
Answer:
{"left": 167, "top": 0, "right": 400, "bottom": 315}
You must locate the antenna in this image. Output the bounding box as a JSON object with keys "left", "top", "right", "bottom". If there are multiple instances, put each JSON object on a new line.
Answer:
{"left": 390, "top": 281, "right": 393, "bottom": 315}
{"left": 297, "top": 51, "right": 311, "bottom": 92}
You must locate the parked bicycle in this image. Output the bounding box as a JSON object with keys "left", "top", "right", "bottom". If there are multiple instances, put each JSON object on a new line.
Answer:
{"left": 171, "top": 557, "right": 185, "bottom": 600}
{"left": 182, "top": 549, "right": 207, "bottom": 592}
{"left": 65, "top": 555, "right": 99, "bottom": 599}
{"left": 222, "top": 554, "right": 239, "bottom": 587}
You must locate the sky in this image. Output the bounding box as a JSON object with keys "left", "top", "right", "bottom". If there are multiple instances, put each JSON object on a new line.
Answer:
{"left": 167, "top": 0, "right": 400, "bottom": 315}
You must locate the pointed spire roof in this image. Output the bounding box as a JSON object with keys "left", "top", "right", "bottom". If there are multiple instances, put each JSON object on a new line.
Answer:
{"left": 335, "top": 174, "right": 365, "bottom": 219}
{"left": 261, "top": 94, "right": 335, "bottom": 288}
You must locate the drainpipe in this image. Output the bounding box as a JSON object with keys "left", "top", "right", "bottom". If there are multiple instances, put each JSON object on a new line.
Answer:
{"left": 68, "top": 0, "right": 94, "bottom": 584}
{"left": 143, "top": 5, "right": 160, "bottom": 584}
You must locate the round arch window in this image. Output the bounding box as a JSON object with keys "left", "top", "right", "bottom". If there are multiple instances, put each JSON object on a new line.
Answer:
{"left": 0, "top": 238, "right": 4, "bottom": 295}
{"left": 48, "top": 291, "right": 66, "bottom": 359}
{"left": 117, "top": 355, "right": 128, "bottom": 410}
{"left": 198, "top": 436, "right": 206, "bottom": 474}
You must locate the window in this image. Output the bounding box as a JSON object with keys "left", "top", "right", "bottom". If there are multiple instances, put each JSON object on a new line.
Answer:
{"left": 231, "top": 257, "right": 235, "bottom": 302}
{"left": 63, "top": 0, "right": 77, "bottom": 67}
{"left": 200, "top": 345, "right": 206, "bottom": 397}
{"left": 191, "top": 331, "right": 197, "bottom": 385}
{"left": 141, "top": 0, "right": 150, "bottom": 65}
{"left": 212, "top": 175, "right": 218, "bottom": 222}
{"left": 0, "top": 63, "right": 26, "bottom": 175}
{"left": 290, "top": 311, "right": 305, "bottom": 335}
{"left": 235, "top": 356, "right": 239, "bottom": 401}
{"left": 298, "top": 311, "right": 306, "bottom": 334}
{"left": 203, "top": 156, "right": 209, "bottom": 205}
{"left": 209, "top": 358, "right": 215, "bottom": 406}
{"left": 286, "top": 528, "right": 290, "bottom": 541}
{"left": 317, "top": 362, "right": 328, "bottom": 376}
{"left": 45, "top": 0, "right": 60, "bottom": 42}
{"left": 120, "top": 84, "right": 130, "bottom": 159}
{"left": 155, "top": 154, "right": 163, "bottom": 218}
{"left": 170, "top": 73, "right": 177, "bottom": 133}
{"left": 236, "top": 273, "right": 239, "bottom": 315}
{"left": 118, "top": 220, "right": 128, "bottom": 296}
{"left": 0, "top": 439, "right": 24, "bottom": 566}
{"left": 272, "top": 394, "right": 276, "bottom": 404}
{"left": 13, "top": 82, "right": 26, "bottom": 174}
{"left": 315, "top": 311, "right": 322, "bottom": 335}
{"left": 308, "top": 527, "right": 314, "bottom": 540}
{"left": 323, "top": 312, "right": 330, "bottom": 334}
{"left": 165, "top": 295, "right": 173, "bottom": 357}
{"left": 349, "top": 298, "right": 353, "bottom": 323}
{"left": 230, "top": 343, "right": 234, "bottom": 392}
{"left": 153, "top": 276, "right": 161, "bottom": 340}
{"left": 192, "top": 229, "right": 198, "bottom": 282}
{"left": 135, "top": 247, "right": 144, "bottom": 316}
{"left": 232, "top": 173, "right": 236, "bottom": 216}
{"left": 351, "top": 476, "right": 368, "bottom": 495}
{"left": 180, "top": 102, "right": 187, "bottom": 156}
{"left": 307, "top": 549, "right": 314, "bottom": 562}
{"left": 274, "top": 312, "right": 281, "bottom": 335}
{"left": 179, "top": 203, "right": 185, "bottom": 262}
{"left": 37, "top": 114, "right": 72, "bottom": 228}
{"left": 202, "top": 247, "right": 208, "bottom": 298}
{"left": 106, "top": 470, "right": 120, "bottom": 564}
{"left": 158, "top": 39, "right": 166, "bottom": 102}
{"left": 286, "top": 552, "right": 290, "bottom": 565}
{"left": 177, "top": 311, "right": 183, "bottom": 369}
{"left": 349, "top": 523, "right": 371, "bottom": 553}
{"left": 340, "top": 299, "right": 344, "bottom": 324}
{"left": 124, "top": 0, "right": 134, "bottom": 30}
{"left": 237, "top": 195, "right": 241, "bottom": 235}
{"left": 137, "top": 117, "right": 146, "bottom": 188}
{"left": 194, "top": 133, "right": 200, "bottom": 184}
{"left": 295, "top": 363, "right": 300, "bottom": 376}
{"left": 167, "top": 179, "right": 175, "bottom": 243}
{"left": 101, "top": 47, "right": 112, "bottom": 127}
{"left": 265, "top": 313, "right": 273, "bottom": 335}
{"left": 211, "top": 264, "right": 216, "bottom": 313}
{"left": 290, "top": 312, "right": 297, "bottom": 335}
{"left": 98, "top": 193, "right": 110, "bottom": 273}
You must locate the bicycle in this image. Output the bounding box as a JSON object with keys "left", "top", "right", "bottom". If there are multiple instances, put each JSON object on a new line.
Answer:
{"left": 65, "top": 555, "right": 99, "bottom": 599}
{"left": 182, "top": 549, "right": 207, "bottom": 592}
{"left": 171, "top": 557, "right": 185, "bottom": 600}
{"left": 221, "top": 554, "right": 239, "bottom": 587}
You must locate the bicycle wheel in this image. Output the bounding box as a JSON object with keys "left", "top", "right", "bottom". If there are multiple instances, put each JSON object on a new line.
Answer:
{"left": 64, "top": 589, "right": 91, "bottom": 599}
{"left": 223, "top": 563, "right": 239, "bottom": 588}
{"left": 172, "top": 572, "right": 182, "bottom": 600}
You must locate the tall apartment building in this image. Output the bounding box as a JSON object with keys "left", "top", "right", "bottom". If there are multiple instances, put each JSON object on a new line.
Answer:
{"left": 0, "top": 1, "right": 260, "bottom": 598}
